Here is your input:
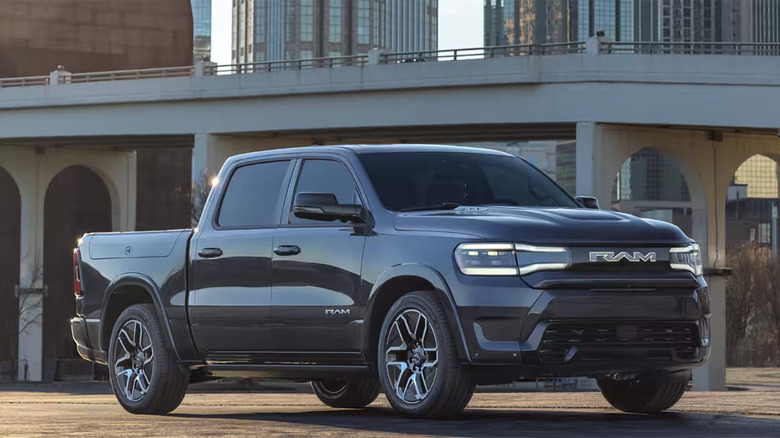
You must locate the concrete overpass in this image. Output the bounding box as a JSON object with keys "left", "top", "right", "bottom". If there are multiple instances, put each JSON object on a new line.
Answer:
{"left": 3, "top": 37, "right": 780, "bottom": 388}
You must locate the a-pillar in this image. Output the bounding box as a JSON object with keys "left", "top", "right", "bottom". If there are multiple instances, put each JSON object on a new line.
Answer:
{"left": 576, "top": 122, "right": 727, "bottom": 391}
{"left": 0, "top": 146, "right": 135, "bottom": 381}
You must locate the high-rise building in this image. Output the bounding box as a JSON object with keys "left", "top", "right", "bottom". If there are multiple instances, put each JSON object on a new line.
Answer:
{"left": 484, "top": 0, "right": 780, "bottom": 46}
{"left": 576, "top": 0, "right": 635, "bottom": 41}
{"left": 192, "top": 0, "right": 213, "bottom": 61}
{"left": 484, "top": 0, "right": 574, "bottom": 45}
{"left": 732, "top": 0, "right": 780, "bottom": 43}
{"left": 233, "top": 0, "right": 437, "bottom": 64}
{"left": 0, "top": 0, "right": 193, "bottom": 77}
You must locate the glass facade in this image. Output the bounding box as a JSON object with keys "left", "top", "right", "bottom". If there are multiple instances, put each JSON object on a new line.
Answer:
{"left": 727, "top": 155, "right": 780, "bottom": 248}
{"left": 484, "top": 0, "right": 780, "bottom": 46}
{"left": 192, "top": 0, "right": 212, "bottom": 61}
{"left": 233, "top": 0, "right": 437, "bottom": 64}
{"left": 484, "top": 0, "right": 573, "bottom": 45}
{"left": 575, "top": 0, "right": 634, "bottom": 41}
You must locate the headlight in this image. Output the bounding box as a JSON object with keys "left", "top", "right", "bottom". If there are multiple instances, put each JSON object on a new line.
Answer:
{"left": 670, "top": 244, "right": 703, "bottom": 276}
{"left": 454, "top": 243, "right": 570, "bottom": 276}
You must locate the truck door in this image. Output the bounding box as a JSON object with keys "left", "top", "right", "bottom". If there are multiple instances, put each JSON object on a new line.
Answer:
{"left": 189, "top": 159, "right": 293, "bottom": 361}
{"left": 271, "top": 159, "right": 367, "bottom": 360}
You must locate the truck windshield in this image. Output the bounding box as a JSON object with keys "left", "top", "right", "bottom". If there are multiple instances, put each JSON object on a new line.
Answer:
{"left": 358, "top": 151, "right": 579, "bottom": 212}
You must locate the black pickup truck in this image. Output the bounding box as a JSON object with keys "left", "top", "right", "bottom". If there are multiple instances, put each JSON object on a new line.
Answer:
{"left": 71, "top": 144, "right": 710, "bottom": 418}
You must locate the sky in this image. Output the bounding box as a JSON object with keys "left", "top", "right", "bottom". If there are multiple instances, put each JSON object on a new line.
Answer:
{"left": 210, "top": 0, "right": 484, "bottom": 66}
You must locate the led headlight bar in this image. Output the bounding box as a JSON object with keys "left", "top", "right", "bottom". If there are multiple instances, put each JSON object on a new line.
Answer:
{"left": 670, "top": 244, "right": 703, "bottom": 276}
{"left": 454, "top": 243, "right": 570, "bottom": 276}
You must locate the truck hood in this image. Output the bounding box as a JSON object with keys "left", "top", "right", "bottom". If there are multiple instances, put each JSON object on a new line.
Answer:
{"left": 393, "top": 206, "right": 691, "bottom": 245}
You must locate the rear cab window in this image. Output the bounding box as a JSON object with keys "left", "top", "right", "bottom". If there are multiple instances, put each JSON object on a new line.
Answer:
{"left": 217, "top": 160, "right": 291, "bottom": 228}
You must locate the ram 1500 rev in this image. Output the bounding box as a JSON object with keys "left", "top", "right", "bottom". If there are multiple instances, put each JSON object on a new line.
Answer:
{"left": 71, "top": 144, "right": 710, "bottom": 418}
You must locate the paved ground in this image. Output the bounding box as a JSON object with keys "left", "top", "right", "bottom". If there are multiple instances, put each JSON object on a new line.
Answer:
{"left": 2, "top": 369, "right": 780, "bottom": 437}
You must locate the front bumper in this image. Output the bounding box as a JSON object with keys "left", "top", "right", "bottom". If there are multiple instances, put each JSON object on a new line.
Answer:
{"left": 459, "top": 285, "right": 711, "bottom": 377}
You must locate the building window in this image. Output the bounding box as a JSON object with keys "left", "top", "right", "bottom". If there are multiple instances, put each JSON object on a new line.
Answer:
{"left": 358, "top": 0, "right": 370, "bottom": 45}
{"left": 255, "top": 1, "right": 266, "bottom": 43}
{"left": 329, "top": 0, "right": 342, "bottom": 43}
{"left": 301, "top": 0, "right": 314, "bottom": 42}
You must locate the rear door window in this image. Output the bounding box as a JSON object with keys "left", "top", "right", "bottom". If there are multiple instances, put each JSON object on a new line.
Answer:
{"left": 217, "top": 160, "right": 291, "bottom": 228}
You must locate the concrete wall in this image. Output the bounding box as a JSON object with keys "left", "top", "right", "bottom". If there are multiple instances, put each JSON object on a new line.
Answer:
{"left": 0, "top": 0, "right": 193, "bottom": 76}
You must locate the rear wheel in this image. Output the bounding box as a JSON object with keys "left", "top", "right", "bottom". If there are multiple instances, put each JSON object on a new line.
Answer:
{"left": 377, "top": 291, "right": 475, "bottom": 418}
{"left": 108, "top": 304, "right": 189, "bottom": 414}
{"left": 597, "top": 373, "right": 689, "bottom": 413}
{"left": 311, "top": 378, "right": 381, "bottom": 408}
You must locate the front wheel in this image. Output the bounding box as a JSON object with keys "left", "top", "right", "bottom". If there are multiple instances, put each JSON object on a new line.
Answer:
{"left": 377, "top": 291, "right": 475, "bottom": 418}
{"left": 108, "top": 304, "right": 190, "bottom": 414}
{"left": 597, "top": 373, "right": 689, "bottom": 413}
{"left": 311, "top": 378, "right": 381, "bottom": 408}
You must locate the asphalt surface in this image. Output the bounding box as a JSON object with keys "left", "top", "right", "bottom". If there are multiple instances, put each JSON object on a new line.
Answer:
{"left": 1, "top": 382, "right": 780, "bottom": 437}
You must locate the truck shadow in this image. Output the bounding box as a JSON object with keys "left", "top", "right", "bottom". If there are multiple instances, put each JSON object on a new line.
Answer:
{"left": 169, "top": 407, "right": 780, "bottom": 437}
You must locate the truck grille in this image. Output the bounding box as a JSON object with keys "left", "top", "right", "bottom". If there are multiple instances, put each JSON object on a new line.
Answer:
{"left": 538, "top": 321, "right": 700, "bottom": 364}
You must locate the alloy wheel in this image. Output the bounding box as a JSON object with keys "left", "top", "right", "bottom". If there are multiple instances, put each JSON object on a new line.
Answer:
{"left": 113, "top": 319, "right": 154, "bottom": 402}
{"left": 384, "top": 309, "right": 438, "bottom": 404}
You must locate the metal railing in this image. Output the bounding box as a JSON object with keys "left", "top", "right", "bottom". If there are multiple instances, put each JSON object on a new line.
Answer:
{"left": 68, "top": 66, "right": 195, "bottom": 83}
{"left": 0, "top": 75, "right": 50, "bottom": 88}
{"left": 210, "top": 54, "right": 368, "bottom": 75}
{"left": 380, "top": 42, "right": 586, "bottom": 63}
{"left": 604, "top": 41, "right": 780, "bottom": 55}
{"left": 0, "top": 40, "right": 779, "bottom": 90}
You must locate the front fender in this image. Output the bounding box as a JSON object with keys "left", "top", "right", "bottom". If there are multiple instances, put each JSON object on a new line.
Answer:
{"left": 99, "top": 273, "right": 180, "bottom": 361}
{"left": 364, "top": 264, "right": 471, "bottom": 362}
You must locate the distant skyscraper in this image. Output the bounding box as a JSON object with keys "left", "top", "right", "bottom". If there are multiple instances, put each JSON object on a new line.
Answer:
{"left": 233, "top": 0, "right": 437, "bottom": 64}
{"left": 731, "top": 0, "right": 780, "bottom": 43}
{"left": 575, "top": 0, "right": 635, "bottom": 41}
{"left": 192, "top": 0, "right": 212, "bottom": 61}
{"left": 484, "top": 0, "right": 780, "bottom": 46}
{"left": 484, "top": 0, "right": 573, "bottom": 45}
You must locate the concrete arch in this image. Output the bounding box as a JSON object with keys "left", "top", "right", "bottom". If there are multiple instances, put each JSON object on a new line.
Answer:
{"left": 590, "top": 126, "right": 707, "bottom": 222}
{"left": 574, "top": 123, "right": 780, "bottom": 391}
{"left": 610, "top": 146, "right": 695, "bottom": 236}
{"left": 0, "top": 166, "right": 21, "bottom": 365}
{"left": 725, "top": 153, "right": 780, "bottom": 250}
{"left": 0, "top": 146, "right": 136, "bottom": 380}
{"left": 43, "top": 165, "right": 113, "bottom": 363}
{"left": 38, "top": 149, "right": 136, "bottom": 232}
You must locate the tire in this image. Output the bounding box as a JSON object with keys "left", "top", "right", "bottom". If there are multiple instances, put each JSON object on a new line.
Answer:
{"left": 377, "top": 291, "right": 475, "bottom": 418}
{"left": 597, "top": 374, "right": 688, "bottom": 413}
{"left": 311, "top": 378, "right": 381, "bottom": 408}
{"left": 108, "top": 304, "right": 190, "bottom": 414}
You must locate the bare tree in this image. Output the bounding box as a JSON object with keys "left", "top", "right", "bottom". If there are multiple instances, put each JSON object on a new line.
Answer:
{"left": 726, "top": 243, "right": 780, "bottom": 366}
{"left": 7, "top": 262, "right": 46, "bottom": 380}
{"left": 191, "top": 169, "right": 215, "bottom": 226}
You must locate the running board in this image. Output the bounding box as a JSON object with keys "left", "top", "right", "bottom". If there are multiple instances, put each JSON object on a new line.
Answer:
{"left": 205, "top": 363, "right": 371, "bottom": 380}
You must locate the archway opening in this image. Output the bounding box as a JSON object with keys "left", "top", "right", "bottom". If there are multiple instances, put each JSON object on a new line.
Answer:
{"left": 0, "top": 167, "right": 20, "bottom": 376}
{"left": 611, "top": 148, "right": 692, "bottom": 235}
{"left": 43, "top": 166, "right": 112, "bottom": 371}
{"left": 724, "top": 154, "right": 780, "bottom": 367}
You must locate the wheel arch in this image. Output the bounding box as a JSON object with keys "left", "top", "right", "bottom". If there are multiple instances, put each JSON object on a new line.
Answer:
{"left": 99, "top": 273, "right": 180, "bottom": 361}
{"left": 363, "top": 264, "right": 470, "bottom": 368}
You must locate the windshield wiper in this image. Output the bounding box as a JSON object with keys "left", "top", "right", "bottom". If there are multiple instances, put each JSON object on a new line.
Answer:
{"left": 398, "top": 202, "right": 461, "bottom": 212}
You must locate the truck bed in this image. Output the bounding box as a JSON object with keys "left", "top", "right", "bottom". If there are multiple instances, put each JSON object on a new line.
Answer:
{"left": 72, "top": 229, "right": 193, "bottom": 364}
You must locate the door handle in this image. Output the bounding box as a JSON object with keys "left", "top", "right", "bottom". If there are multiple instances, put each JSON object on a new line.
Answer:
{"left": 274, "top": 245, "right": 301, "bottom": 256}
{"left": 198, "top": 247, "right": 223, "bottom": 258}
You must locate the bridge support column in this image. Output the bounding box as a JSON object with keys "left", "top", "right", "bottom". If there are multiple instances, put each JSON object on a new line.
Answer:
{"left": 576, "top": 122, "right": 729, "bottom": 390}
{"left": 192, "top": 134, "right": 312, "bottom": 181}
{"left": 0, "top": 147, "right": 135, "bottom": 381}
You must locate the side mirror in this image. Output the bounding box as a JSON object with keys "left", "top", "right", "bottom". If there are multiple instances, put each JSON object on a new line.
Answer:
{"left": 575, "top": 195, "right": 600, "bottom": 209}
{"left": 293, "top": 192, "right": 364, "bottom": 223}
